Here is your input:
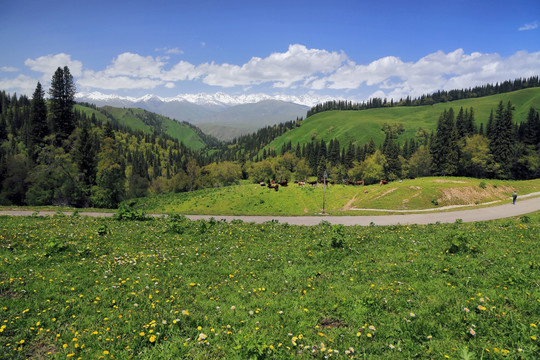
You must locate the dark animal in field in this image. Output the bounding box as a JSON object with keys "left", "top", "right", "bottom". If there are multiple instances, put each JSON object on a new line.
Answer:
{"left": 297, "top": 181, "right": 305, "bottom": 186}
{"left": 260, "top": 182, "right": 266, "bottom": 186}
{"left": 379, "top": 179, "right": 388, "bottom": 186}
{"left": 268, "top": 183, "right": 279, "bottom": 191}
{"left": 308, "top": 180, "right": 318, "bottom": 186}
{"left": 279, "top": 180, "right": 288, "bottom": 187}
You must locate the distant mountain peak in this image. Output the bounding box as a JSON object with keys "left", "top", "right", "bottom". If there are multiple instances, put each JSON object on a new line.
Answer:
{"left": 76, "top": 91, "right": 339, "bottom": 108}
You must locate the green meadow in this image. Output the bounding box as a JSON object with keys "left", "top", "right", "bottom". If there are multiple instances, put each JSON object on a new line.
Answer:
{"left": 130, "top": 177, "right": 540, "bottom": 216}
{"left": 1, "top": 212, "right": 538, "bottom": 359}
{"left": 265, "top": 88, "right": 540, "bottom": 152}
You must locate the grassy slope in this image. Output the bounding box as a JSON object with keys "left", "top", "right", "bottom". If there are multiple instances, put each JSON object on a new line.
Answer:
{"left": 75, "top": 105, "right": 208, "bottom": 150}
{"left": 131, "top": 177, "right": 540, "bottom": 216}
{"left": 1, "top": 214, "right": 538, "bottom": 359}
{"left": 265, "top": 88, "right": 540, "bottom": 152}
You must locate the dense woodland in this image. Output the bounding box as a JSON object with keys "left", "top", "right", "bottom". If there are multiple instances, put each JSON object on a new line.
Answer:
{"left": 1, "top": 68, "right": 539, "bottom": 208}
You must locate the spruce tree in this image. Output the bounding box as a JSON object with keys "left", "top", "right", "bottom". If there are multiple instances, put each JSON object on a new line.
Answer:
{"left": 490, "top": 101, "right": 514, "bottom": 177}
{"left": 49, "top": 67, "right": 76, "bottom": 144}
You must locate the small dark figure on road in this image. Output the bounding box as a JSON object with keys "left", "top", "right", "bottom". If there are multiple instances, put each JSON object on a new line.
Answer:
{"left": 512, "top": 191, "right": 517, "bottom": 205}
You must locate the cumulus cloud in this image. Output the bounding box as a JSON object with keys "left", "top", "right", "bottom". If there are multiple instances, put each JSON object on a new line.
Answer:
{"left": 519, "top": 21, "right": 538, "bottom": 31}
{"left": 0, "top": 74, "right": 38, "bottom": 94}
{"left": 5, "top": 46, "right": 540, "bottom": 99}
{"left": 319, "top": 48, "right": 540, "bottom": 99}
{"left": 201, "top": 44, "right": 347, "bottom": 87}
{"left": 1, "top": 66, "right": 18, "bottom": 72}
{"left": 24, "top": 53, "right": 83, "bottom": 77}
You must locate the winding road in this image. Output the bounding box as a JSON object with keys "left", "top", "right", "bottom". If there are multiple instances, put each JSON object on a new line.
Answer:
{"left": 1, "top": 195, "right": 539, "bottom": 226}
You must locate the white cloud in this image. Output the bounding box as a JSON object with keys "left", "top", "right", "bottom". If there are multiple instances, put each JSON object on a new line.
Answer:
{"left": 519, "top": 21, "right": 538, "bottom": 31}
{"left": 0, "top": 74, "right": 38, "bottom": 94}
{"left": 1, "top": 66, "right": 18, "bottom": 72}
{"left": 8, "top": 47, "right": 539, "bottom": 100}
{"left": 319, "top": 48, "right": 540, "bottom": 99}
{"left": 24, "top": 53, "right": 83, "bottom": 77}
{"left": 201, "top": 44, "right": 347, "bottom": 87}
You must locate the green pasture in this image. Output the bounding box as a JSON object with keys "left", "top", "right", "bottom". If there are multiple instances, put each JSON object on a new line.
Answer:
{"left": 131, "top": 177, "right": 540, "bottom": 216}
{"left": 0, "top": 212, "right": 538, "bottom": 359}
{"left": 265, "top": 88, "right": 540, "bottom": 153}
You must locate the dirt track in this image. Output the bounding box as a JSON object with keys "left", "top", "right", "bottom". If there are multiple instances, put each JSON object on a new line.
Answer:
{"left": 1, "top": 196, "right": 538, "bottom": 226}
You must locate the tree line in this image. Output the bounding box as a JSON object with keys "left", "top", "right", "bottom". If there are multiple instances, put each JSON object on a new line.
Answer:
{"left": 306, "top": 76, "right": 540, "bottom": 117}
{"left": 0, "top": 67, "right": 235, "bottom": 208}
{"left": 242, "top": 103, "right": 539, "bottom": 185}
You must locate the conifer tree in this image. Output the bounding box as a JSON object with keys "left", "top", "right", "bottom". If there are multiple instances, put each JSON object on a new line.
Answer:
{"left": 490, "top": 101, "right": 515, "bottom": 177}
{"left": 49, "top": 67, "right": 76, "bottom": 144}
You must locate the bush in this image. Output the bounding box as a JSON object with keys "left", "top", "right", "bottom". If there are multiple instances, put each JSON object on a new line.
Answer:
{"left": 479, "top": 181, "right": 486, "bottom": 189}
{"left": 113, "top": 200, "right": 148, "bottom": 221}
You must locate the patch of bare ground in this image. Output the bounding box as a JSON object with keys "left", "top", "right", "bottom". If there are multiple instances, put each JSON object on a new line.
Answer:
{"left": 438, "top": 185, "right": 513, "bottom": 205}
{"left": 304, "top": 207, "right": 309, "bottom": 214}
{"left": 374, "top": 187, "right": 397, "bottom": 200}
{"left": 402, "top": 186, "right": 423, "bottom": 205}
{"left": 433, "top": 179, "right": 469, "bottom": 183}
{"left": 319, "top": 318, "right": 346, "bottom": 328}
{"left": 341, "top": 193, "right": 359, "bottom": 211}
{"left": 29, "top": 340, "right": 58, "bottom": 359}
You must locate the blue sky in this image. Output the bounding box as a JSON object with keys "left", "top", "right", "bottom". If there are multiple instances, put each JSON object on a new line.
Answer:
{"left": 1, "top": 0, "right": 539, "bottom": 102}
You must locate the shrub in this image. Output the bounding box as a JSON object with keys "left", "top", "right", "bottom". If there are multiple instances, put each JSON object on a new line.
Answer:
{"left": 113, "top": 200, "right": 148, "bottom": 221}
{"left": 479, "top": 181, "right": 486, "bottom": 189}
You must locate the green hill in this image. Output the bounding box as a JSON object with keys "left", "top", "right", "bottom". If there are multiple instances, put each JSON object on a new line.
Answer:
{"left": 75, "top": 104, "right": 215, "bottom": 150}
{"left": 264, "top": 88, "right": 540, "bottom": 152}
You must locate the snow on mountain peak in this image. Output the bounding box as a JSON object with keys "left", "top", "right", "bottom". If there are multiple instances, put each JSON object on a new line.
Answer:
{"left": 75, "top": 91, "right": 339, "bottom": 107}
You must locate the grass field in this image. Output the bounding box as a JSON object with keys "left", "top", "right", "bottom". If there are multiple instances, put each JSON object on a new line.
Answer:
{"left": 129, "top": 177, "right": 540, "bottom": 216}
{"left": 264, "top": 88, "right": 540, "bottom": 153}
{"left": 0, "top": 212, "right": 538, "bottom": 359}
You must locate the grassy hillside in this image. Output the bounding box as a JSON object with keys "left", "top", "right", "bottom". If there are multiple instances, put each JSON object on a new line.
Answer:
{"left": 75, "top": 104, "right": 212, "bottom": 150}
{"left": 265, "top": 88, "right": 540, "bottom": 153}
{"left": 1, "top": 213, "right": 538, "bottom": 359}
{"left": 130, "top": 177, "right": 540, "bottom": 216}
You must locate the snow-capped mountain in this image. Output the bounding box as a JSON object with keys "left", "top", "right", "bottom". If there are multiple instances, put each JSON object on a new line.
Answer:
{"left": 76, "top": 91, "right": 316, "bottom": 141}
{"left": 76, "top": 91, "right": 336, "bottom": 108}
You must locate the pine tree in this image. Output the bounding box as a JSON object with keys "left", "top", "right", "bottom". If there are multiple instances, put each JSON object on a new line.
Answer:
{"left": 49, "top": 67, "right": 76, "bottom": 144}
{"left": 490, "top": 101, "right": 514, "bottom": 177}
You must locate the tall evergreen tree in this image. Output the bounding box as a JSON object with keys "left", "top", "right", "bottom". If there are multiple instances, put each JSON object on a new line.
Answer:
{"left": 49, "top": 66, "right": 76, "bottom": 144}
{"left": 490, "top": 101, "right": 515, "bottom": 177}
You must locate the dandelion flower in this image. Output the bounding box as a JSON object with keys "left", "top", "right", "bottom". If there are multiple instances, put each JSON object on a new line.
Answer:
{"left": 149, "top": 335, "right": 156, "bottom": 342}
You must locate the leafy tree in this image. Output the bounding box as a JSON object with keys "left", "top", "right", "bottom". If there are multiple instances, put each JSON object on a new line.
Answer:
{"left": 406, "top": 146, "right": 432, "bottom": 178}
{"left": 459, "top": 134, "right": 497, "bottom": 178}
{"left": 355, "top": 150, "right": 387, "bottom": 185}
{"left": 92, "top": 137, "right": 125, "bottom": 208}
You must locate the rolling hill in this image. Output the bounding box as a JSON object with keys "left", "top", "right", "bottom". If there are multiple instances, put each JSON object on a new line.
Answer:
{"left": 264, "top": 87, "right": 540, "bottom": 153}
{"left": 74, "top": 104, "right": 216, "bottom": 150}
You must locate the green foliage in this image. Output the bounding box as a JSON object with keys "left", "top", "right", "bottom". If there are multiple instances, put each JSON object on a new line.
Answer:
{"left": 113, "top": 200, "right": 148, "bottom": 221}
{"left": 479, "top": 181, "right": 486, "bottom": 189}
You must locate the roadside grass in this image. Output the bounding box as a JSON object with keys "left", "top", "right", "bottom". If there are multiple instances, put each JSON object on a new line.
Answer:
{"left": 0, "top": 213, "right": 538, "bottom": 359}
{"left": 129, "top": 177, "right": 540, "bottom": 216}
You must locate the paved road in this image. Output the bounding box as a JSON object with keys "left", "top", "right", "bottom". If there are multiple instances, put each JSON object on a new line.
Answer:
{"left": 1, "top": 196, "right": 539, "bottom": 226}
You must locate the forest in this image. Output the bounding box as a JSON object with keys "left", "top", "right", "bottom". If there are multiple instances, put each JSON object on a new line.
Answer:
{"left": 1, "top": 67, "right": 539, "bottom": 208}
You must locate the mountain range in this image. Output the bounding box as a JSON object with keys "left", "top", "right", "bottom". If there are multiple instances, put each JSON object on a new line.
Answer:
{"left": 75, "top": 92, "right": 326, "bottom": 141}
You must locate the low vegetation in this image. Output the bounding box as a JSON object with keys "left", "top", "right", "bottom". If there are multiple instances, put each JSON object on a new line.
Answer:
{"left": 128, "top": 177, "right": 540, "bottom": 216}
{"left": 1, "top": 213, "right": 538, "bottom": 359}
